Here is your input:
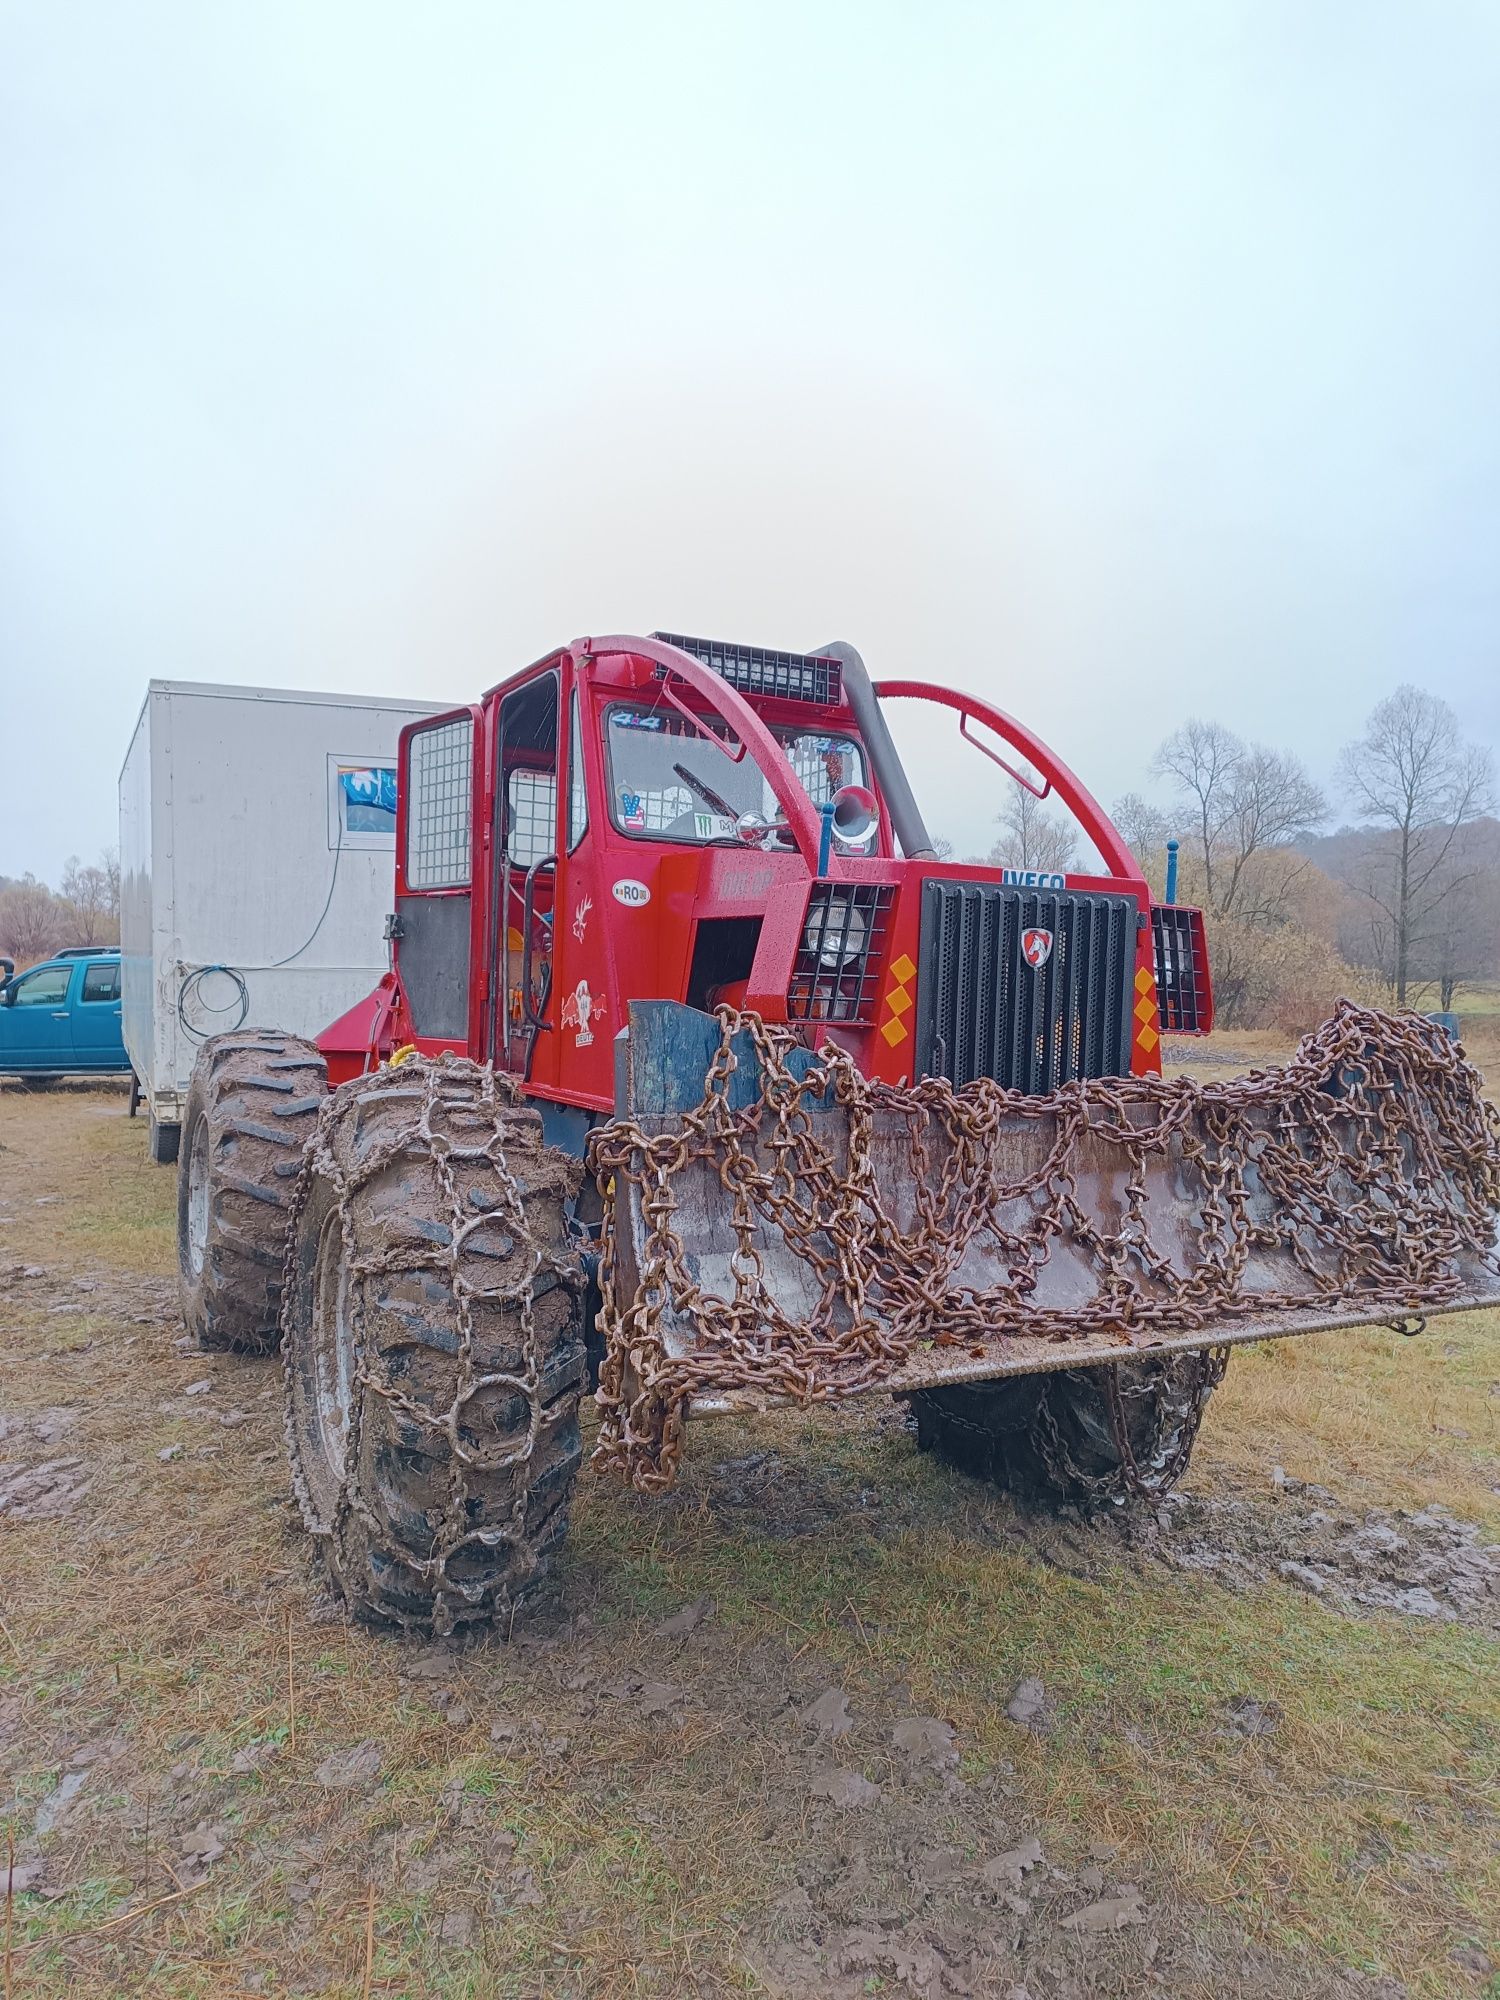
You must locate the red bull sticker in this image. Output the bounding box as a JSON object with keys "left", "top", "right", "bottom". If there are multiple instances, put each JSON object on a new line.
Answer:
{"left": 561, "top": 979, "right": 597, "bottom": 1047}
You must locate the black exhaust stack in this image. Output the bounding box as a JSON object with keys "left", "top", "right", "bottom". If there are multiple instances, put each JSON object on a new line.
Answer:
{"left": 817, "top": 641, "right": 937, "bottom": 862}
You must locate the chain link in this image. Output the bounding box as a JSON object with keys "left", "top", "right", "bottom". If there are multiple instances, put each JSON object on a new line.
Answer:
{"left": 589, "top": 1002, "right": 1500, "bottom": 1492}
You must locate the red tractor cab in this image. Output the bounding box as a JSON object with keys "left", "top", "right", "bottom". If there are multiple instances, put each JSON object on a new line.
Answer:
{"left": 317, "top": 631, "right": 1212, "bottom": 1118}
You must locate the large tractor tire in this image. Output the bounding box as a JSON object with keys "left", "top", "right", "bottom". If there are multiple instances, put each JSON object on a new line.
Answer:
{"left": 909, "top": 1350, "right": 1228, "bottom": 1509}
{"left": 178, "top": 1031, "right": 328, "bottom": 1352}
{"left": 281, "top": 1055, "right": 587, "bottom": 1635}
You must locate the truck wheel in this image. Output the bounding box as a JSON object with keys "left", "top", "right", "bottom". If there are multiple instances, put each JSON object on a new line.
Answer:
{"left": 148, "top": 1114, "right": 180, "bottom": 1165}
{"left": 128, "top": 1072, "right": 141, "bottom": 1118}
{"left": 178, "top": 1031, "right": 327, "bottom": 1352}
{"left": 281, "top": 1056, "right": 587, "bottom": 1635}
{"left": 908, "top": 1350, "right": 1228, "bottom": 1508}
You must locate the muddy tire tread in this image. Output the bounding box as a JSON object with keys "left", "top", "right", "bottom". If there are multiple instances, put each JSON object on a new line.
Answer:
{"left": 282, "top": 1060, "right": 586, "bottom": 1635}
{"left": 178, "top": 1031, "right": 326, "bottom": 1353}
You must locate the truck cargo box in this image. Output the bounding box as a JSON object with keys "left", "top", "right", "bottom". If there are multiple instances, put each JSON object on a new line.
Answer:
{"left": 119, "top": 679, "right": 444, "bottom": 1160}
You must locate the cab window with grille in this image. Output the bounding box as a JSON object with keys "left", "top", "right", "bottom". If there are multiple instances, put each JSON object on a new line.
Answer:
{"left": 406, "top": 716, "right": 474, "bottom": 888}
{"left": 507, "top": 768, "right": 558, "bottom": 867}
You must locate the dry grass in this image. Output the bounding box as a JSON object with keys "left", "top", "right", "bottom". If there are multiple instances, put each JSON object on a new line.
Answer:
{"left": 1, "top": 1077, "right": 1497, "bottom": 1998}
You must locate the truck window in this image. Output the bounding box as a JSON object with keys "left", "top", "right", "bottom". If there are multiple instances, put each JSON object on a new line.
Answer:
{"left": 604, "top": 704, "right": 867, "bottom": 843}
{"left": 406, "top": 717, "right": 475, "bottom": 889}
{"left": 498, "top": 674, "right": 559, "bottom": 868}
{"left": 81, "top": 962, "right": 120, "bottom": 1002}
{"left": 567, "top": 686, "right": 588, "bottom": 851}
{"left": 507, "top": 768, "right": 558, "bottom": 867}
{"left": 10, "top": 965, "right": 70, "bottom": 1007}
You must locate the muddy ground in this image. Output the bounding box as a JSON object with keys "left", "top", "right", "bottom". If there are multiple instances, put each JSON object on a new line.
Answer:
{"left": 1, "top": 1077, "right": 1497, "bottom": 1998}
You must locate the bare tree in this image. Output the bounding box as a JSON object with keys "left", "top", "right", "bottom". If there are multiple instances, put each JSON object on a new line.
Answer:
{"left": 1151, "top": 720, "right": 1240, "bottom": 910}
{"left": 60, "top": 853, "right": 120, "bottom": 947}
{"left": 1338, "top": 686, "right": 1495, "bottom": 1005}
{"left": 987, "top": 784, "right": 1079, "bottom": 874}
{"left": 0, "top": 876, "right": 66, "bottom": 965}
{"left": 1110, "top": 792, "right": 1172, "bottom": 864}
{"left": 1153, "top": 721, "right": 1325, "bottom": 919}
{"left": 1410, "top": 863, "right": 1500, "bottom": 1010}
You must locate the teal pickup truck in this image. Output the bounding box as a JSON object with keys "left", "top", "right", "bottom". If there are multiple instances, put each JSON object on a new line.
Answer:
{"left": 0, "top": 948, "right": 132, "bottom": 1082}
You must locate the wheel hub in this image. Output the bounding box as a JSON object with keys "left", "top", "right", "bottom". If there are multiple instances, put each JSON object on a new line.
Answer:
{"left": 311, "top": 1209, "right": 354, "bottom": 1485}
{"left": 185, "top": 1116, "right": 210, "bottom": 1278}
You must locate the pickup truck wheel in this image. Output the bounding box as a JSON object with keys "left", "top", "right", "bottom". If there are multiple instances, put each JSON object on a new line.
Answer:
{"left": 281, "top": 1056, "right": 587, "bottom": 1636}
{"left": 908, "top": 1351, "right": 1228, "bottom": 1508}
{"left": 178, "top": 1031, "right": 327, "bottom": 1352}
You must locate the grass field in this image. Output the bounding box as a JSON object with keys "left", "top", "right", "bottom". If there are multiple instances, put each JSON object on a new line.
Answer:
{"left": 1, "top": 1062, "right": 1496, "bottom": 1999}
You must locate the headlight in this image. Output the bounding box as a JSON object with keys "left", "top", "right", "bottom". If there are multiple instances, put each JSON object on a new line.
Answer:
{"left": 804, "top": 895, "right": 868, "bottom": 970}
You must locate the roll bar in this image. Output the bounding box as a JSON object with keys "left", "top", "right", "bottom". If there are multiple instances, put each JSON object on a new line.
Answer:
{"left": 873, "top": 680, "right": 1145, "bottom": 889}
{"left": 576, "top": 634, "right": 826, "bottom": 871}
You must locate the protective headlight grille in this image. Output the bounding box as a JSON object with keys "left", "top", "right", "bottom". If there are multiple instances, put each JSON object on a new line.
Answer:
{"left": 787, "top": 884, "right": 893, "bottom": 1023}
{"left": 652, "top": 632, "right": 844, "bottom": 707}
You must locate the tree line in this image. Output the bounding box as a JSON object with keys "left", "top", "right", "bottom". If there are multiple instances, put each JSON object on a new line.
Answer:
{"left": 0, "top": 852, "right": 121, "bottom": 965}
{"left": 976, "top": 686, "right": 1497, "bottom": 1027}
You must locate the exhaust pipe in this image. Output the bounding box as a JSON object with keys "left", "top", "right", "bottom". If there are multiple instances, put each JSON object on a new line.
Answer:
{"left": 818, "top": 641, "right": 937, "bottom": 861}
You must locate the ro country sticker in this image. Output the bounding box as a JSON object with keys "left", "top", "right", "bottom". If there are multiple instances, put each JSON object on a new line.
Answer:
{"left": 612, "top": 879, "right": 651, "bottom": 908}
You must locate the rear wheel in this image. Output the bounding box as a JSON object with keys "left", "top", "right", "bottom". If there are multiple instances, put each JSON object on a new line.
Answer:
{"left": 281, "top": 1055, "right": 587, "bottom": 1635}
{"left": 177, "top": 1031, "right": 327, "bottom": 1351}
{"left": 909, "top": 1350, "right": 1228, "bottom": 1508}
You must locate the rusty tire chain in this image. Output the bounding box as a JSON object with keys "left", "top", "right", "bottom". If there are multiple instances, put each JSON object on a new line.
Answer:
{"left": 589, "top": 1002, "right": 1500, "bottom": 1492}
{"left": 281, "top": 1055, "right": 582, "bottom": 1633}
{"left": 1043, "top": 1347, "right": 1230, "bottom": 1500}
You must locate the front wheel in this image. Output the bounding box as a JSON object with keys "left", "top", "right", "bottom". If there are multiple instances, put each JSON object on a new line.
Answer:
{"left": 908, "top": 1350, "right": 1229, "bottom": 1508}
{"left": 281, "top": 1055, "right": 587, "bottom": 1635}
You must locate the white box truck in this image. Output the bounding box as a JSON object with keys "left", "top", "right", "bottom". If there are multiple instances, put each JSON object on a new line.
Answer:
{"left": 119, "top": 680, "right": 446, "bottom": 1161}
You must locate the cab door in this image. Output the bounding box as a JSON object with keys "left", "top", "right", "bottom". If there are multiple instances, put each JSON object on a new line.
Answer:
{"left": 487, "top": 669, "right": 561, "bottom": 1078}
{"left": 0, "top": 962, "right": 75, "bottom": 1071}
{"left": 72, "top": 959, "right": 125, "bottom": 1069}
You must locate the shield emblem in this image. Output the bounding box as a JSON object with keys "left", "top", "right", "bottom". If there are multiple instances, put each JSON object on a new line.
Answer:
{"left": 1021, "top": 927, "right": 1053, "bottom": 970}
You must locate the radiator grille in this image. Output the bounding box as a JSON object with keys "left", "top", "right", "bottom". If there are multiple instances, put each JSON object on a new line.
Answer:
{"left": 915, "top": 881, "right": 1134, "bottom": 1092}
{"left": 1151, "top": 904, "right": 1210, "bottom": 1033}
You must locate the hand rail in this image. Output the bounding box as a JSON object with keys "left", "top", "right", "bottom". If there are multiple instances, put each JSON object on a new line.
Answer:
{"left": 520, "top": 854, "right": 557, "bottom": 1034}
{"left": 872, "top": 679, "right": 1144, "bottom": 888}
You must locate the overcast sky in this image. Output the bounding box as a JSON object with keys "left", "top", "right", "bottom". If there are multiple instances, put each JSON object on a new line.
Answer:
{"left": 3, "top": 1, "right": 1497, "bottom": 882}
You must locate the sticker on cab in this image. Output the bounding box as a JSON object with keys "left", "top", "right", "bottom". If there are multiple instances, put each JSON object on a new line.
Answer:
{"left": 612, "top": 879, "right": 651, "bottom": 908}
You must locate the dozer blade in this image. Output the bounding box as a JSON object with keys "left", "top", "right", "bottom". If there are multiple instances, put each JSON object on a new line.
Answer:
{"left": 590, "top": 1001, "right": 1500, "bottom": 1489}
